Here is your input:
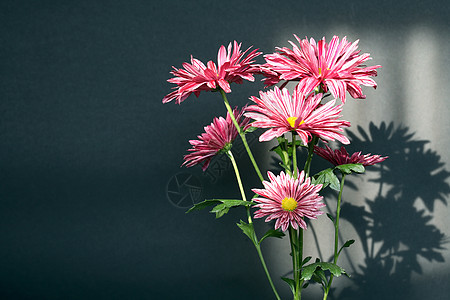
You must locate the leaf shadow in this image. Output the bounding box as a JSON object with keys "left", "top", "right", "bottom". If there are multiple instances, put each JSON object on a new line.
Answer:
{"left": 329, "top": 122, "right": 449, "bottom": 300}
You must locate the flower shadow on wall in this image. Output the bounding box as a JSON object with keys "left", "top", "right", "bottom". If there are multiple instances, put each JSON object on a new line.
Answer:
{"left": 328, "top": 122, "right": 450, "bottom": 300}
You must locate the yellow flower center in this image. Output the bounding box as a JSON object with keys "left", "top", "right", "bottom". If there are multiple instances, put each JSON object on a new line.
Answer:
{"left": 281, "top": 197, "right": 298, "bottom": 211}
{"left": 318, "top": 67, "right": 331, "bottom": 77}
{"left": 287, "top": 116, "right": 297, "bottom": 128}
{"left": 287, "top": 116, "right": 304, "bottom": 128}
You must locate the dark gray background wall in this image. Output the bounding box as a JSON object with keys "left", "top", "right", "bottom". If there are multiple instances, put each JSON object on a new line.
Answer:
{"left": 1, "top": 0, "right": 449, "bottom": 299}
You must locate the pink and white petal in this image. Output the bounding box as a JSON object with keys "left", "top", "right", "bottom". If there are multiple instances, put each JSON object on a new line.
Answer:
{"left": 326, "top": 79, "right": 347, "bottom": 102}
{"left": 259, "top": 127, "right": 290, "bottom": 142}
{"left": 297, "top": 77, "right": 320, "bottom": 96}
{"left": 217, "top": 45, "right": 227, "bottom": 68}
{"left": 217, "top": 79, "right": 231, "bottom": 93}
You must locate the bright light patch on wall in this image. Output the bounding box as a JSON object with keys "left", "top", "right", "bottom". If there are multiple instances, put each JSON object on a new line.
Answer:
{"left": 404, "top": 26, "right": 439, "bottom": 140}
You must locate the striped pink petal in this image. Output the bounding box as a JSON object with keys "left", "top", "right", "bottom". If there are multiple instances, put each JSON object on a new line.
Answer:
{"left": 314, "top": 145, "right": 388, "bottom": 167}
{"left": 245, "top": 86, "right": 350, "bottom": 145}
{"left": 182, "top": 107, "right": 250, "bottom": 171}
{"left": 261, "top": 35, "right": 381, "bottom": 103}
{"left": 252, "top": 170, "right": 324, "bottom": 231}
{"left": 163, "top": 42, "right": 262, "bottom": 104}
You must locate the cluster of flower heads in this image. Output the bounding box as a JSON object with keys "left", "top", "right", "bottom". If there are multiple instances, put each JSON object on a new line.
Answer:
{"left": 164, "top": 35, "right": 386, "bottom": 232}
{"left": 182, "top": 106, "right": 250, "bottom": 171}
{"left": 163, "top": 35, "right": 380, "bottom": 105}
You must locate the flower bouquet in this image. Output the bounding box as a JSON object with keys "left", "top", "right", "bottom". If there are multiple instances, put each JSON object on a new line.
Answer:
{"left": 163, "top": 35, "right": 387, "bottom": 300}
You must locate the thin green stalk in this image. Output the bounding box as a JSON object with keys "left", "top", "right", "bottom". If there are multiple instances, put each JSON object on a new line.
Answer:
{"left": 292, "top": 133, "right": 298, "bottom": 179}
{"left": 303, "top": 136, "right": 318, "bottom": 177}
{"left": 323, "top": 173, "right": 346, "bottom": 300}
{"left": 333, "top": 174, "right": 346, "bottom": 264}
{"left": 289, "top": 135, "right": 317, "bottom": 299}
{"left": 289, "top": 226, "right": 300, "bottom": 300}
{"left": 226, "top": 150, "right": 281, "bottom": 300}
{"left": 227, "top": 151, "right": 247, "bottom": 202}
{"left": 219, "top": 89, "right": 264, "bottom": 182}
{"left": 227, "top": 151, "right": 251, "bottom": 224}
{"left": 254, "top": 244, "right": 281, "bottom": 300}
{"left": 298, "top": 228, "right": 303, "bottom": 300}
{"left": 290, "top": 132, "right": 304, "bottom": 300}
{"left": 282, "top": 137, "right": 292, "bottom": 176}
{"left": 293, "top": 133, "right": 303, "bottom": 298}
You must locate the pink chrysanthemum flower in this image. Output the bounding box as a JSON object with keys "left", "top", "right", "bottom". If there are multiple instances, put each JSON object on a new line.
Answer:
{"left": 261, "top": 35, "right": 381, "bottom": 103}
{"left": 163, "top": 41, "right": 261, "bottom": 104}
{"left": 252, "top": 170, "right": 325, "bottom": 231}
{"left": 245, "top": 86, "right": 351, "bottom": 145}
{"left": 314, "top": 145, "right": 388, "bottom": 166}
{"left": 182, "top": 107, "right": 250, "bottom": 171}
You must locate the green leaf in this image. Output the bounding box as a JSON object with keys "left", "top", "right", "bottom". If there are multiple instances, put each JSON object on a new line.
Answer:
{"left": 209, "top": 200, "right": 253, "bottom": 211}
{"left": 276, "top": 136, "right": 288, "bottom": 144}
{"left": 286, "top": 140, "right": 304, "bottom": 155}
{"left": 186, "top": 199, "right": 221, "bottom": 213}
{"left": 259, "top": 229, "right": 285, "bottom": 244}
{"left": 236, "top": 220, "right": 258, "bottom": 245}
{"left": 335, "top": 163, "right": 365, "bottom": 175}
{"left": 213, "top": 205, "right": 230, "bottom": 218}
{"left": 281, "top": 277, "right": 296, "bottom": 295}
{"left": 307, "top": 258, "right": 327, "bottom": 286}
{"left": 271, "top": 144, "right": 290, "bottom": 168}
{"left": 209, "top": 203, "right": 228, "bottom": 213}
{"left": 312, "top": 268, "right": 327, "bottom": 286}
{"left": 302, "top": 256, "right": 312, "bottom": 266}
{"left": 342, "top": 239, "right": 355, "bottom": 248}
{"left": 244, "top": 126, "right": 258, "bottom": 133}
{"left": 211, "top": 200, "right": 254, "bottom": 218}
{"left": 311, "top": 273, "right": 323, "bottom": 284}
{"left": 187, "top": 199, "right": 253, "bottom": 217}
{"left": 301, "top": 262, "right": 347, "bottom": 281}
{"left": 326, "top": 213, "right": 334, "bottom": 223}
{"left": 312, "top": 168, "right": 340, "bottom": 191}
{"left": 338, "top": 239, "right": 355, "bottom": 255}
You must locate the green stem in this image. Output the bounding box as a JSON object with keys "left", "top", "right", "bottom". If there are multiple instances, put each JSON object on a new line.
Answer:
{"left": 292, "top": 133, "right": 298, "bottom": 179}
{"left": 333, "top": 173, "right": 346, "bottom": 264}
{"left": 293, "top": 133, "right": 303, "bottom": 298}
{"left": 219, "top": 89, "right": 264, "bottom": 182}
{"left": 288, "top": 135, "right": 317, "bottom": 299}
{"left": 254, "top": 244, "right": 281, "bottom": 300}
{"left": 289, "top": 133, "right": 304, "bottom": 300}
{"left": 297, "top": 228, "right": 303, "bottom": 300}
{"left": 226, "top": 150, "right": 281, "bottom": 300}
{"left": 282, "top": 137, "right": 292, "bottom": 176}
{"left": 303, "top": 136, "right": 318, "bottom": 177}
{"left": 227, "top": 151, "right": 251, "bottom": 223}
{"left": 323, "top": 173, "right": 346, "bottom": 300}
{"left": 289, "top": 226, "right": 300, "bottom": 300}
